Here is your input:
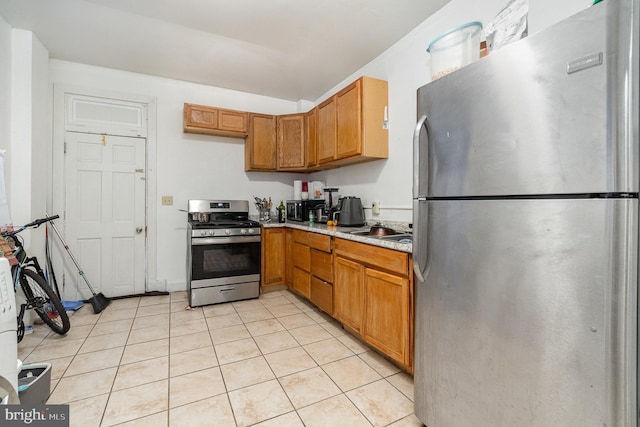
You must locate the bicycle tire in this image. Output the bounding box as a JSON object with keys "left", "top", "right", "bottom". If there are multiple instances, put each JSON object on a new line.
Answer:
{"left": 20, "top": 268, "right": 70, "bottom": 335}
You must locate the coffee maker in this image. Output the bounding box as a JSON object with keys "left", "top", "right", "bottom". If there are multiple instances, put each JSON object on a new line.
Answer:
{"left": 322, "top": 188, "right": 339, "bottom": 223}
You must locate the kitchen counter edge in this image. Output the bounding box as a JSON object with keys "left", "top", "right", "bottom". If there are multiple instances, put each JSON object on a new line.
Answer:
{"left": 261, "top": 222, "right": 412, "bottom": 253}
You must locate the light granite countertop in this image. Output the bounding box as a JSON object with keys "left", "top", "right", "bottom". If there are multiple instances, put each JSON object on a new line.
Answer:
{"left": 261, "top": 220, "right": 413, "bottom": 254}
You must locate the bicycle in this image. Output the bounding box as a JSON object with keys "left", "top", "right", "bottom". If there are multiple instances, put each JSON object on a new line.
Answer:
{"left": 1, "top": 215, "right": 70, "bottom": 342}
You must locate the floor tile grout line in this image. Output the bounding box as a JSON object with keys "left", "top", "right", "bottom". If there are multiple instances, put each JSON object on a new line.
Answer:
{"left": 28, "top": 289, "right": 415, "bottom": 426}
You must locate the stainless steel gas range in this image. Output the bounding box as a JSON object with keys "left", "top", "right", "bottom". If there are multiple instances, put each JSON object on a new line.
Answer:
{"left": 186, "top": 199, "right": 261, "bottom": 307}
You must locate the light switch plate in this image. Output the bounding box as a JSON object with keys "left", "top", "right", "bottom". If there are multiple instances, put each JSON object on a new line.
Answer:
{"left": 162, "top": 196, "right": 173, "bottom": 206}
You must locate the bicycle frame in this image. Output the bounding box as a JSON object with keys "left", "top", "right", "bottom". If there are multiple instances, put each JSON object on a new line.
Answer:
{"left": 1, "top": 215, "right": 67, "bottom": 341}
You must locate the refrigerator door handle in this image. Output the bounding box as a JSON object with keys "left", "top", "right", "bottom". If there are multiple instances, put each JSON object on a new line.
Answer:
{"left": 412, "top": 199, "right": 428, "bottom": 283}
{"left": 413, "top": 114, "right": 429, "bottom": 199}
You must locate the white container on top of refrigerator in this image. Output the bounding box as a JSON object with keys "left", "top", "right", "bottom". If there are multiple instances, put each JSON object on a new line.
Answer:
{"left": 412, "top": 1, "right": 639, "bottom": 426}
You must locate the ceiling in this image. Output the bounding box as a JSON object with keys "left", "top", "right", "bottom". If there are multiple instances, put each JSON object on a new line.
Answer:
{"left": 0, "top": 0, "right": 449, "bottom": 101}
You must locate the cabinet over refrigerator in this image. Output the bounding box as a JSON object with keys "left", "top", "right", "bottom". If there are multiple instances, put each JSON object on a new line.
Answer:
{"left": 412, "top": 1, "right": 639, "bottom": 426}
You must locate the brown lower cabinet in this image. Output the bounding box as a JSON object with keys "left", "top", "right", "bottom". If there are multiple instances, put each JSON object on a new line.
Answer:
{"left": 261, "top": 227, "right": 413, "bottom": 371}
{"left": 291, "top": 230, "right": 333, "bottom": 312}
{"left": 285, "top": 228, "right": 293, "bottom": 287}
{"left": 333, "top": 256, "right": 364, "bottom": 333}
{"left": 334, "top": 238, "right": 413, "bottom": 370}
{"left": 261, "top": 227, "right": 286, "bottom": 290}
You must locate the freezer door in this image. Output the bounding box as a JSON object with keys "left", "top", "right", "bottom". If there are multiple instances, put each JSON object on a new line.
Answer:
{"left": 415, "top": 0, "right": 638, "bottom": 198}
{"left": 414, "top": 198, "right": 638, "bottom": 427}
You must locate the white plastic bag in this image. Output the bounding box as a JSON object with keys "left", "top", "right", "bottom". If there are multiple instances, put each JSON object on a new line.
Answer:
{"left": 485, "top": 0, "right": 529, "bottom": 52}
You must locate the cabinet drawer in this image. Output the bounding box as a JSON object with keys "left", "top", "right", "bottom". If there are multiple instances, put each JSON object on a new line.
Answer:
{"left": 310, "top": 276, "right": 333, "bottom": 315}
{"left": 307, "top": 232, "right": 331, "bottom": 252}
{"left": 292, "top": 229, "right": 310, "bottom": 245}
{"left": 311, "top": 249, "right": 333, "bottom": 283}
{"left": 293, "top": 242, "right": 310, "bottom": 272}
{"left": 185, "top": 104, "right": 218, "bottom": 129}
{"left": 334, "top": 238, "right": 409, "bottom": 276}
{"left": 218, "top": 109, "right": 248, "bottom": 132}
{"left": 293, "top": 267, "right": 310, "bottom": 298}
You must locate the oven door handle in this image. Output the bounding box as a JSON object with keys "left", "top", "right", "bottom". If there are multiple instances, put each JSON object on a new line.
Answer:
{"left": 191, "top": 235, "right": 261, "bottom": 245}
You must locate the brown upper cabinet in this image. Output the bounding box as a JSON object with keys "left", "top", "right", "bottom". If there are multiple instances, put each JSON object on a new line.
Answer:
{"left": 184, "top": 75, "right": 388, "bottom": 172}
{"left": 277, "top": 113, "right": 306, "bottom": 170}
{"left": 245, "top": 113, "right": 277, "bottom": 171}
{"left": 183, "top": 103, "right": 248, "bottom": 137}
{"left": 317, "top": 97, "right": 337, "bottom": 165}
{"left": 336, "top": 76, "right": 388, "bottom": 164}
{"left": 305, "top": 108, "right": 318, "bottom": 168}
{"left": 318, "top": 76, "right": 388, "bottom": 167}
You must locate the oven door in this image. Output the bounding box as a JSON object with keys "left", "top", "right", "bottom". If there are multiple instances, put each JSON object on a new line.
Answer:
{"left": 190, "top": 235, "right": 261, "bottom": 287}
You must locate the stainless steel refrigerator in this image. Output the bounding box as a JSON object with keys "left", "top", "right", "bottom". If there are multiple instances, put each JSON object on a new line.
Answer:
{"left": 412, "top": 1, "right": 639, "bottom": 426}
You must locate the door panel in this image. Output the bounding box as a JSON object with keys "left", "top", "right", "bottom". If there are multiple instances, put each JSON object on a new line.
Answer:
{"left": 415, "top": 198, "right": 638, "bottom": 427}
{"left": 363, "top": 268, "right": 408, "bottom": 364}
{"left": 334, "top": 256, "right": 364, "bottom": 333}
{"left": 336, "top": 80, "right": 361, "bottom": 159}
{"left": 65, "top": 131, "right": 146, "bottom": 298}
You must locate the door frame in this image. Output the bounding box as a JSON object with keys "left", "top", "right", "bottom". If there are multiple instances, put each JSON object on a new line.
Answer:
{"left": 51, "top": 84, "right": 158, "bottom": 298}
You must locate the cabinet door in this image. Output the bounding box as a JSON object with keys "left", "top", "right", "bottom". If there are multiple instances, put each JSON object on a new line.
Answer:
{"left": 334, "top": 256, "right": 364, "bottom": 333}
{"left": 293, "top": 267, "right": 311, "bottom": 298}
{"left": 317, "top": 97, "right": 336, "bottom": 164}
{"left": 306, "top": 108, "right": 318, "bottom": 167}
{"left": 246, "top": 113, "right": 277, "bottom": 170}
{"left": 218, "top": 109, "right": 248, "bottom": 133}
{"left": 336, "top": 80, "right": 362, "bottom": 159}
{"left": 363, "top": 268, "right": 409, "bottom": 364}
{"left": 262, "top": 228, "right": 286, "bottom": 288}
{"left": 285, "top": 229, "right": 293, "bottom": 287}
{"left": 184, "top": 103, "right": 218, "bottom": 129}
{"left": 277, "top": 114, "right": 306, "bottom": 169}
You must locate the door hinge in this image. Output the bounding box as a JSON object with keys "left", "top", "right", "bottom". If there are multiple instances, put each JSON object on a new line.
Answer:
{"left": 64, "top": 142, "right": 67, "bottom": 154}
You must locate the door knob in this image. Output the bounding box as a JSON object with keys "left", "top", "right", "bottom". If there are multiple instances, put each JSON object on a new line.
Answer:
{"left": 136, "top": 227, "right": 143, "bottom": 234}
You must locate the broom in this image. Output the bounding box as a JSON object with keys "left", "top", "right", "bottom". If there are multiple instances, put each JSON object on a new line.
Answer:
{"left": 46, "top": 215, "right": 111, "bottom": 314}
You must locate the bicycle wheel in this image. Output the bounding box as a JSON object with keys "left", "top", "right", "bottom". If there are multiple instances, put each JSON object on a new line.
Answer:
{"left": 20, "top": 268, "right": 70, "bottom": 335}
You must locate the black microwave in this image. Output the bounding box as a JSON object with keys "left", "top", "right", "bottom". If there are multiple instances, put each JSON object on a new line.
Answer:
{"left": 286, "top": 200, "right": 309, "bottom": 221}
{"left": 286, "top": 200, "right": 324, "bottom": 221}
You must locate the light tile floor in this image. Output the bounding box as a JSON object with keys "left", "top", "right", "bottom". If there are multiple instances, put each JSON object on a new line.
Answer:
{"left": 18, "top": 289, "right": 424, "bottom": 427}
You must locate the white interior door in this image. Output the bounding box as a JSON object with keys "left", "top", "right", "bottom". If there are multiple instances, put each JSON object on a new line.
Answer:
{"left": 64, "top": 131, "right": 146, "bottom": 298}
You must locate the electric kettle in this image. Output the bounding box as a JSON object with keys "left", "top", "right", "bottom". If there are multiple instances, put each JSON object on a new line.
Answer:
{"left": 336, "top": 197, "right": 365, "bottom": 226}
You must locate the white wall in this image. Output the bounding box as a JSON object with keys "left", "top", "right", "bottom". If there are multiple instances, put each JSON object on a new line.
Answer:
{"left": 0, "top": 15, "right": 11, "bottom": 217}
{"left": 48, "top": 61, "right": 308, "bottom": 290}
{"left": 4, "top": 0, "right": 592, "bottom": 292}
{"left": 309, "top": 0, "right": 590, "bottom": 224}
{"left": 9, "top": 30, "right": 49, "bottom": 252}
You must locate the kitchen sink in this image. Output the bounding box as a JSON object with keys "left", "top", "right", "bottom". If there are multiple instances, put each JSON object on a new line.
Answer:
{"left": 348, "top": 229, "right": 412, "bottom": 243}
{"left": 349, "top": 230, "right": 373, "bottom": 236}
{"left": 379, "top": 234, "right": 412, "bottom": 243}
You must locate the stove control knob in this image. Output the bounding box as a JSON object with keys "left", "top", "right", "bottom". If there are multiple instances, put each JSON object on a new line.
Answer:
{"left": 240, "top": 229, "right": 248, "bottom": 235}
{"left": 225, "top": 229, "right": 232, "bottom": 235}
{"left": 248, "top": 228, "right": 255, "bottom": 234}
{"left": 208, "top": 230, "right": 216, "bottom": 237}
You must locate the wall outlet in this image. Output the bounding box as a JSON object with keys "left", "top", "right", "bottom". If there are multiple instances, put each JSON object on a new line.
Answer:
{"left": 161, "top": 196, "right": 173, "bottom": 206}
{"left": 372, "top": 201, "right": 380, "bottom": 215}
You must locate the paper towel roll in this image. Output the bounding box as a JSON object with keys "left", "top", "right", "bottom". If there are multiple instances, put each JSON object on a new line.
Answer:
{"left": 293, "top": 180, "right": 302, "bottom": 200}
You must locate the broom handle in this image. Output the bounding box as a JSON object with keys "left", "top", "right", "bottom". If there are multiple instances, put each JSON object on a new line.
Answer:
{"left": 45, "top": 213, "right": 98, "bottom": 295}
